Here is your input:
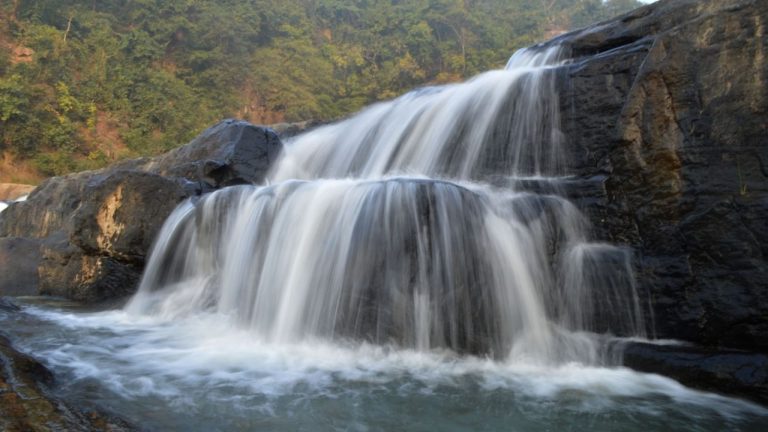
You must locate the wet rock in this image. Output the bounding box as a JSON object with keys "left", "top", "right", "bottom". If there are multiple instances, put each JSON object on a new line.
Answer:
{"left": 142, "top": 119, "right": 282, "bottom": 188}
{"left": 622, "top": 342, "right": 768, "bottom": 405}
{"left": 0, "top": 238, "right": 41, "bottom": 296}
{"left": 0, "top": 120, "right": 284, "bottom": 302}
{"left": 0, "top": 333, "right": 133, "bottom": 431}
{"left": 552, "top": 0, "right": 768, "bottom": 353}
{"left": 0, "top": 171, "right": 187, "bottom": 302}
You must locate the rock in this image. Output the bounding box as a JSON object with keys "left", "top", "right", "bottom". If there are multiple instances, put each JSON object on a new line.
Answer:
{"left": 622, "top": 342, "right": 768, "bottom": 405}
{"left": 0, "top": 120, "right": 283, "bottom": 302}
{"left": 0, "top": 238, "right": 41, "bottom": 296}
{"left": 141, "top": 119, "right": 282, "bottom": 188}
{"left": 0, "top": 333, "right": 134, "bottom": 431}
{"left": 0, "top": 184, "right": 35, "bottom": 201}
{"left": 0, "top": 170, "right": 187, "bottom": 302}
{"left": 549, "top": 0, "right": 768, "bottom": 354}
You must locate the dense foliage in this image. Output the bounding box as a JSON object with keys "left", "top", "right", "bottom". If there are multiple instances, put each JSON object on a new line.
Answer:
{"left": 0, "top": 0, "right": 641, "bottom": 179}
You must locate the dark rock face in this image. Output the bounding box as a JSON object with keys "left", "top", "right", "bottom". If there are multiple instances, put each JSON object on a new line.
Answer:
{"left": 0, "top": 332, "right": 134, "bottom": 431}
{"left": 552, "top": 0, "right": 768, "bottom": 354}
{"left": 0, "top": 120, "right": 283, "bottom": 302}
{"left": 0, "top": 170, "right": 187, "bottom": 302}
{"left": 142, "top": 119, "right": 282, "bottom": 188}
{"left": 622, "top": 342, "right": 768, "bottom": 405}
{"left": 0, "top": 238, "right": 40, "bottom": 297}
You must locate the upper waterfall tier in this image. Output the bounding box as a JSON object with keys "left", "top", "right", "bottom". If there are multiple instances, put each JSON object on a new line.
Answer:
{"left": 271, "top": 46, "right": 565, "bottom": 181}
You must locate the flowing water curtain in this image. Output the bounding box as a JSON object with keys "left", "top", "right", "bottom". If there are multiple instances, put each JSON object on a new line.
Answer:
{"left": 127, "top": 46, "right": 646, "bottom": 364}
{"left": 271, "top": 46, "right": 566, "bottom": 181}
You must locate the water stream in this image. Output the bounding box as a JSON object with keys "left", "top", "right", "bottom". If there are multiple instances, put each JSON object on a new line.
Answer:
{"left": 1, "top": 46, "right": 767, "bottom": 430}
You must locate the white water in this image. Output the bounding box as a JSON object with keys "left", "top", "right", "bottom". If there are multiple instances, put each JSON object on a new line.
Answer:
{"left": 273, "top": 48, "right": 563, "bottom": 181}
{"left": 3, "top": 302, "right": 766, "bottom": 431}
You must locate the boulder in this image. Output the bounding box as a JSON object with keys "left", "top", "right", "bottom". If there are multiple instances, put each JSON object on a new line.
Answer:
{"left": 141, "top": 119, "right": 282, "bottom": 188}
{"left": 0, "top": 120, "right": 283, "bottom": 302}
{"left": 550, "top": 0, "right": 768, "bottom": 354}
{"left": 0, "top": 238, "right": 41, "bottom": 296}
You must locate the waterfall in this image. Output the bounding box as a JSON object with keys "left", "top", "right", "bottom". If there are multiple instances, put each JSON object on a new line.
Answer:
{"left": 126, "top": 46, "right": 645, "bottom": 365}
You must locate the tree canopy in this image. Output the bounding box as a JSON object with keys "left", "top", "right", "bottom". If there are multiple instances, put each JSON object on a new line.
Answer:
{"left": 0, "top": 0, "right": 642, "bottom": 181}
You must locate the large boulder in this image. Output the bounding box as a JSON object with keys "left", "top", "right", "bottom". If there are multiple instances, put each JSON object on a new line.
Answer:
{"left": 0, "top": 170, "right": 187, "bottom": 302}
{"left": 0, "top": 120, "right": 282, "bottom": 302}
{"left": 140, "top": 119, "right": 282, "bottom": 189}
{"left": 0, "top": 238, "right": 40, "bottom": 296}
{"left": 551, "top": 0, "right": 768, "bottom": 353}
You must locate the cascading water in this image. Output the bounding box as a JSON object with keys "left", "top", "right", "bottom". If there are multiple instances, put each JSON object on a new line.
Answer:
{"left": 126, "top": 46, "right": 644, "bottom": 365}
{"left": 4, "top": 46, "right": 766, "bottom": 431}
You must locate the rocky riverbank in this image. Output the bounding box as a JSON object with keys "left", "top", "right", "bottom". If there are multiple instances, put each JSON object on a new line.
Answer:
{"left": 0, "top": 298, "right": 133, "bottom": 431}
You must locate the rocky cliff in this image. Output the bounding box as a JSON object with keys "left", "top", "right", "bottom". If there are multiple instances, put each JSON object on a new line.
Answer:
{"left": 550, "top": 0, "right": 768, "bottom": 355}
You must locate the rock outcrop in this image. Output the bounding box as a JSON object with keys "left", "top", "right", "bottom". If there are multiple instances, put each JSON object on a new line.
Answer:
{"left": 0, "top": 120, "right": 282, "bottom": 302}
{"left": 622, "top": 341, "right": 768, "bottom": 405}
{"left": 551, "top": 0, "right": 768, "bottom": 353}
{"left": 546, "top": 0, "right": 768, "bottom": 399}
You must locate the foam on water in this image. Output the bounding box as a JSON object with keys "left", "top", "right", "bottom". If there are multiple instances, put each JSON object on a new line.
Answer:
{"left": 5, "top": 303, "right": 764, "bottom": 431}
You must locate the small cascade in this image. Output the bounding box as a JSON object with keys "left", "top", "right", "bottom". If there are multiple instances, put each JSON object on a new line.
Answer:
{"left": 271, "top": 47, "right": 565, "bottom": 180}
{"left": 127, "top": 45, "right": 645, "bottom": 365}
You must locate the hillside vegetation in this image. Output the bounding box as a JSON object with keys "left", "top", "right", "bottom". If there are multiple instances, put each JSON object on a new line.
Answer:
{"left": 0, "top": 0, "right": 641, "bottom": 181}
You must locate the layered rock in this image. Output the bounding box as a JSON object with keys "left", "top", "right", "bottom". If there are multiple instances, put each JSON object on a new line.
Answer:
{"left": 0, "top": 120, "right": 282, "bottom": 302}
{"left": 547, "top": 0, "right": 768, "bottom": 392}
{"left": 622, "top": 341, "right": 768, "bottom": 404}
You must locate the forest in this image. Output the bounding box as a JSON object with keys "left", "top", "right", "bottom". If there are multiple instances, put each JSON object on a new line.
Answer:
{"left": 0, "top": 0, "right": 641, "bottom": 181}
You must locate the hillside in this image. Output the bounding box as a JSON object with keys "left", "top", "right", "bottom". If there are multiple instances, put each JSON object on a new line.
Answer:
{"left": 0, "top": 0, "right": 641, "bottom": 182}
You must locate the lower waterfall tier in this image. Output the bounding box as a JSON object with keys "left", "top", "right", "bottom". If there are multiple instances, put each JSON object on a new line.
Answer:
{"left": 127, "top": 178, "right": 643, "bottom": 363}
